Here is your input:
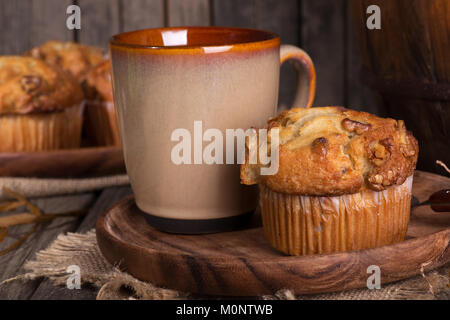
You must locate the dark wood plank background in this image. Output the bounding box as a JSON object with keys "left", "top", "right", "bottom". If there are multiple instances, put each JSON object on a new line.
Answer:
{"left": 0, "top": 0, "right": 379, "bottom": 113}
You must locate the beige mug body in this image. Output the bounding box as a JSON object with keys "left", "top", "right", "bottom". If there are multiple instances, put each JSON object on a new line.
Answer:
{"left": 110, "top": 27, "right": 315, "bottom": 233}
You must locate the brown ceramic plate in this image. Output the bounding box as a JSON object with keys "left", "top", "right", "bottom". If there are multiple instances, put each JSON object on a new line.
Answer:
{"left": 0, "top": 146, "right": 126, "bottom": 178}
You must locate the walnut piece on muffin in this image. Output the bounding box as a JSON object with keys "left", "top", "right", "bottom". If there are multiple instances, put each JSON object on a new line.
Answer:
{"left": 241, "top": 106, "right": 418, "bottom": 196}
{"left": 26, "top": 40, "right": 106, "bottom": 82}
{"left": 0, "top": 56, "right": 84, "bottom": 151}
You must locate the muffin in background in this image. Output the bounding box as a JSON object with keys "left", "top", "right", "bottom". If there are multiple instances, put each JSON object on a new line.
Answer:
{"left": 27, "top": 41, "right": 119, "bottom": 147}
{"left": 0, "top": 56, "right": 84, "bottom": 152}
{"left": 241, "top": 106, "right": 418, "bottom": 256}
{"left": 26, "top": 40, "right": 106, "bottom": 82}
{"left": 84, "top": 60, "right": 120, "bottom": 146}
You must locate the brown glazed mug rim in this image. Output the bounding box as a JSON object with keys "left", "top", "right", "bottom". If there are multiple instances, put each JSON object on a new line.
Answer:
{"left": 110, "top": 26, "right": 281, "bottom": 53}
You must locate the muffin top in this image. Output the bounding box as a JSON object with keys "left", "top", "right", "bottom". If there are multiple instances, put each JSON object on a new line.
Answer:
{"left": 0, "top": 56, "right": 84, "bottom": 115}
{"left": 241, "top": 106, "right": 418, "bottom": 196}
{"left": 85, "top": 60, "right": 113, "bottom": 102}
{"left": 26, "top": 41, "right": 106, "bottom": 81}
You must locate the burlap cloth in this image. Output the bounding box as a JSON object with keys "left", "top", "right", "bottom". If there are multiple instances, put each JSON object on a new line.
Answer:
{"left": 1, "top": 229, "right": 448, "bottom": 300}
{"left": 0, "top": 174, "right": 448, "bottom": 300}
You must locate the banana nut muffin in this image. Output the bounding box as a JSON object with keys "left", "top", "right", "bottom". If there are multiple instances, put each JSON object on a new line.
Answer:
{"left": 26, "top": 40, "right": 106, "bottom": 82}
{"left": 241, "top": 106, "right": 418, "bottom": 255}
{"left": 0, "top": 56, "right": 84, "bottom": 151}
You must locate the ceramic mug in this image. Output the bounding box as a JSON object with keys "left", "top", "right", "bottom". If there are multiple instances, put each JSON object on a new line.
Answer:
{"left": 110, "top": 27, "right": 315, "bottom": 234}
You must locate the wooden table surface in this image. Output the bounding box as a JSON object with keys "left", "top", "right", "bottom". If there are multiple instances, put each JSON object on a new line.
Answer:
{"left": 0, "top": 186, "right": 133, "bottom": 300}
{"left": 0, "top": 184, "right": 449, "bottom": 300}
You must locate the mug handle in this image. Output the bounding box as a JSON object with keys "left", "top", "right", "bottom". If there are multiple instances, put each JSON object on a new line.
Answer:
{"left": 280, "top": 44, "right": 316, "bottom": 108}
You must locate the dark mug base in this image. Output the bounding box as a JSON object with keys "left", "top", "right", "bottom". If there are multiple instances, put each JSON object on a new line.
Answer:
{"left": 139, "top": 208, "right": 255, "bottom": 234}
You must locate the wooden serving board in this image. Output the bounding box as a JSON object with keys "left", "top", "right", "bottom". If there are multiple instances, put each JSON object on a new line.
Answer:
{"left": 96, "top": 171, "right": 450, "bottom": 296}
{"left": 0, "top": 147, "right": 126, "bottom": 178}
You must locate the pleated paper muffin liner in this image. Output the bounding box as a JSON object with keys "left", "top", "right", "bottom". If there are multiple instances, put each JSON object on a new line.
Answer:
{"left": 259, "top": 175, "right": 413, "bottom": 256}
{"left": 84, "top": 100, "right": 120, "bottom": 147}
{"left": 0, "top": 103, "right": 84, "bottom": 152}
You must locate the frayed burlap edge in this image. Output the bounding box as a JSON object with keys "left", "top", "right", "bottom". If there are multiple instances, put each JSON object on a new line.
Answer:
{"left": 264, "top": 271, "right": 449, "bottom": 300}
{"left": 1, "top": 229, "right": 449, "bottom": 300}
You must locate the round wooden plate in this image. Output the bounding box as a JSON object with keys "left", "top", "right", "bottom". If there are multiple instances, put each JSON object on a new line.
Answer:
{"left": 96, "top": 171, "right": 450, "bottom": 296}
{"left": 0, "top": 147, "right": 125, "bottom": 178}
